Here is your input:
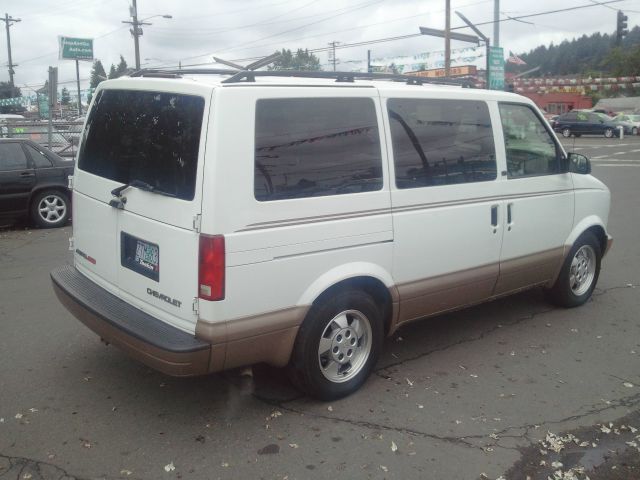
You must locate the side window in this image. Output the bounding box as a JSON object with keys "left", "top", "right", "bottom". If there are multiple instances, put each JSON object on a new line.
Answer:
{"left": 498, "top": 103, "right": 560, "bottom": 178}
{"left": 0, "top": 142, "right": 28, "bottom": 171}
{"left": 25, "top": 144, "right": 53, "bottom": 168}
{"left": 387, "top": 98, "right": 496, "bottom": 189}
{"left": 254, "top": 98, "right": 382, "bottom": 201}
{"left": 576, "top": 111, "right": 589, "bottom": 122}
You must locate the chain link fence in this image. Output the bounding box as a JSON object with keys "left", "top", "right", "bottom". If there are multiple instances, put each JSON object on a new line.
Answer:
{"left": 0, "top": 120, "right": 84, "bottom": 158}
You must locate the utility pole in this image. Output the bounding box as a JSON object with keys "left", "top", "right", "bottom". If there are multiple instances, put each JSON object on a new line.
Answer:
{"left": 493, "top": 0, "right": 499, "bottom": 47}
{"left": 122, "top": 2, "right": 172, "bottom": 70}
{"left": 328, "top": 41, "right": 340, "bottom": 71}
{"left": 367, "top": 49, "right": 371, "bottom": 73}
{"left": 2, "top": 13, "right": 21, "bottom": 87}
{"left": 444, "top": 0, "right": 451, "bottom": 77}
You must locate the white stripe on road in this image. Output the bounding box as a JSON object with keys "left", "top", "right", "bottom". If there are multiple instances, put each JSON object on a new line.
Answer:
{"left": 594, "top": 164, "right": 640, "bottom": 167}
{"left": 591, "top": 158, "right": 640, "bottom": 162}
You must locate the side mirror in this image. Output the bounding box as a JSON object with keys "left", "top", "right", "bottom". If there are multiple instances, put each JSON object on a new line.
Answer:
{"left": 568, "top": 152, "right": 591, "bottom": 175}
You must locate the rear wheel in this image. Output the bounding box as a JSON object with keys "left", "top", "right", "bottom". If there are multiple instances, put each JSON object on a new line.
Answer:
{"left": 562, "top": 128, "right": 571, "bottom": 138}
{"left": 604, "top": 128, "right": 614, "bottom": 138}
{"left": 545, "top": 232, "right": 601, "bottom": 308}
{"left": 30, "top": 190, "right": 70, "bottom": 228}
{"left": 288, "top": 290, "right": 383, "bottom": 400}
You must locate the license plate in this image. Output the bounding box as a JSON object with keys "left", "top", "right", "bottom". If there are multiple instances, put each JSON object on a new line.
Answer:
{"left": 121, "top": 232, "right": 160, "bottom": 281}
{"left": 134, "top": 240, "right": 159, "bottom": 273}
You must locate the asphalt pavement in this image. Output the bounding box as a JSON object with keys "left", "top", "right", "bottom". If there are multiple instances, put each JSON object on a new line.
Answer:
{"left": 1, "top": 136, "right": 639, "bottom": 480}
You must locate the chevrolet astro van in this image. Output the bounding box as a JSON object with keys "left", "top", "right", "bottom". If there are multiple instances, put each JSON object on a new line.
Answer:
{"left": 51, "top": 69, "right": 612, "bottom": 400}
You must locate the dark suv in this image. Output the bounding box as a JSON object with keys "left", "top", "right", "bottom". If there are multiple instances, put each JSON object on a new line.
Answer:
{"left": 553, "top": 111, "right": 620, "bottom": 138}
{"left": 0, "top": 139, "right": 74, "bottom": 228}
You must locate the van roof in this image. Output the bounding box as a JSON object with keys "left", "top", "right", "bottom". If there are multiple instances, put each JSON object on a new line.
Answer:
{"left": 101, "top": 69, "right": 525, "bottom": 103}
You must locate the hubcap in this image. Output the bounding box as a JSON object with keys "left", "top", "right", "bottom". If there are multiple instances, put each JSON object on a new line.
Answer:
{"left": 569, "top": 245, "right": 596, "bottom": 296}
{"left": 562, "top": 129, "right": 570, "bottom": 137}
{"left": 318, "top": 309, "right": 372, "bottom": 383}
{"left": 38, "top": 195, "right": 67, "bottom": 224}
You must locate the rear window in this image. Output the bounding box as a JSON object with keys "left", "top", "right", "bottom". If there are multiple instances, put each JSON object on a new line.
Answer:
{"left": 78, "top": 89, "right": 205, "bottom": 201}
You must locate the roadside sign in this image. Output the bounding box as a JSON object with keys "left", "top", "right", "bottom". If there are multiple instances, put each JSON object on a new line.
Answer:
{"left": 488, "top": 46, "right": 505, "bottom": 90}
{"left": 58, "top": 36, "right": 94, "bottom": 61}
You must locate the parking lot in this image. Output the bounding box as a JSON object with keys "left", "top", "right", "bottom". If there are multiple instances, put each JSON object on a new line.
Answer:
{"left": 1, "top": 136, "right": 639, "bottom": 480}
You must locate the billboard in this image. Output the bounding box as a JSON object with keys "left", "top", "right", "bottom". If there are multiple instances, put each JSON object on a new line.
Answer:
{"left": 58, "top": 36, "right": 94, "bottom": 61}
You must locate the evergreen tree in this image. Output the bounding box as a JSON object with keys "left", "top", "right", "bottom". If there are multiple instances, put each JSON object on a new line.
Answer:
{"left": 89, "top": 60, "right": 107, "bottom": 89}
{"left": 108, "top": 64, "right": 117, "bottom": 79}
{"left": 60, "top": 87, "right": 71, "bottom": 105}
{"left": 116, "top": 55, "right": 128, "bottom": 76}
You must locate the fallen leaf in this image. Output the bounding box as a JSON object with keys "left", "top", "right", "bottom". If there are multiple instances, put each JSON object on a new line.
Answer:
{"left": 289, "top": 443, "right": 299, "bottom": 449}
{"left": 327, "top": 406, "right": 333, "bottom": 412}
{"left": 455, "top": 420, "right": 462, "bottom": 425}
{"left": 623, "top": 382, "right": 634, "bottom": 388}
{"left": 406, "top": 378, "right": 414, "bottom": 386}
{"left": 551, "top": 461, "right": 563, "bottom": 469}
{"left": 120, "top": 470, "right": 132, "bottom": 476}
{"left": 164, "top": 462, "right": 175, "bottom": 472}
{"left": 570, "top": 328, "right": 578, "bottom": 333}
{"left": 489, "top": 433, "right": 499, "bottom": 440}
{"left": 221, "top": 462, "right": 229, "bottom": 467}
{"left": 380, "top": 465, "right": 388, "bottom": 472}
{"left": 28, "top": 408, "right": 38, "bottom": 413}
{"left": 15, "top": 413, "right": 23, "bottom": 419}
{"left": 630, "top": 426, "right": 638, "bottom": 433}
{"left": 396, "top": 336, "right": 403, "bottom": 342}
{"left": 470, "top": 374, "right": 478, "bottom": 378}
{"left": 83, "top": 376, "right": 92, "bottom": 381}
{"left": 417, "top": 404, "right": 424, "bottom": 409}
{"left": 22, "top": 473, "right": 32, "bottom": 480}
{"left": 627, "top": 441, "right": 638, "bottom": 448}
{"left": 600, "top": 424, "right": 611, "bottom": 433}
{"left": 391, "top": 441, "right": 398, "bottom": 452}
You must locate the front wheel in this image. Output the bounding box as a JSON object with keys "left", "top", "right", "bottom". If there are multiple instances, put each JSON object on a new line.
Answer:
{"left": 604, "top": 128, "right": 614, "bottom": 138}
{"left": 31, "top": 190, "right": 70, "bottom": 228}
{"left": 287, "top": 290, "right": 383, "bottom": 400}
{"left": 562, "top": 128, "right": 571, "bottom": 138}
{"left": 545, "top": 232, "right": 601, "bottom": 308}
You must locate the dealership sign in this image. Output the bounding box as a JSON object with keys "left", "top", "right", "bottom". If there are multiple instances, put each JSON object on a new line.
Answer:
{"left": 58, "top": 36, "right": 94, "bottom": 61}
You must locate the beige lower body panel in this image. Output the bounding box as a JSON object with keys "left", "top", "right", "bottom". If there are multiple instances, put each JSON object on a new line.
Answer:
{"left": 196, "top": 306, "right": 308, "bottom": 372}
{"left": 493, "top": 247, "right": 565, "bottom": 296}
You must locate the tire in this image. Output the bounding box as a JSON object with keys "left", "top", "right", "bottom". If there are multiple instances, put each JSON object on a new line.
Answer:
{"left": 545, "top": 232, "right": 601, "bottom": 308}
{"left": 574, "top": 134, "right": 581, "bottom": 138}
{"left": 562, "top": 128, "right": 571, "bottom": 138}
{"left": 287, "top": 290, "right": 383, "bottom": 400}
{"left": 604, "top": 128, "right": 614, "bottom": 138}
{"left": 30, "top": 190, "right": 70, "bottom": 228}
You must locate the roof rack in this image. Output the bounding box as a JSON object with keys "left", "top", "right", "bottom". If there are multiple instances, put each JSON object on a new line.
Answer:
{"left": 129, "top": 68, "right": 465, "bottom": 87}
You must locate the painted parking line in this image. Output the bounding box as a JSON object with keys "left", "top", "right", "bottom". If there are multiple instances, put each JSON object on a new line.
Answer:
{"left": 594, "top": 164, "right": 640, "bottom": 167}
{"left": 591, "top": 158, "right": 640, "bottom": 162}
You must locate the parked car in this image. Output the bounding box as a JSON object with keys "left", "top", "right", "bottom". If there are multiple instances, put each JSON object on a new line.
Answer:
{"left": 612, "top": 113, "right": 640, "bottom": 135}
{"left": 1, "top": 123, "right": 76, "bottom": 158}
{"left": 0, "top": 138, "right": 74, "bottom": 228}
{"left": 51, "top": 71, "right": 612, "bottom": 400}
{"left": 553, "top": 110, "right": 621, "bottom": 138}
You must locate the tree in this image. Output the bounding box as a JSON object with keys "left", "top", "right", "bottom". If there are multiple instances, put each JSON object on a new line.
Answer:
{"left": 268, "top": 48, "right": 321, "bottom": 71}
{"left": 90, "top": 60, "right": 107, "bottom": 89}
{"left": 88, "top": 59, "right": 107, "bottom": 104}
{"left": 0, "top": 82, "right": 24, "bottom": 114}
{"left": 60, "top": 87, "right": 71, "bottom": 106}
{"left": 108, "top": 64, "right": 118, "bottom": 79}
{"left": 116, "top": 55, "right": 128, "bottom": 76}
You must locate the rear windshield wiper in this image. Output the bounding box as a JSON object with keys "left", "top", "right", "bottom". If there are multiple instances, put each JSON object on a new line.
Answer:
{"left": 111, "top": 179, "right": 177, "bottom": 198}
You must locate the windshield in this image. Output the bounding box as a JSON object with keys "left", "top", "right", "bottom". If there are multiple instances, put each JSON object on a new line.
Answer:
{"left": 627, "top": 115, "right": 640, "bottom": 122}
{"left": 78, "top": 89, "right": 205, "bottom": 201}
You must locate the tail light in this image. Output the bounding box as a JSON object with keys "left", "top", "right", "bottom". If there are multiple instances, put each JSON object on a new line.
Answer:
{"left": 198, "top": 234, "right": 225, "bottom": 301}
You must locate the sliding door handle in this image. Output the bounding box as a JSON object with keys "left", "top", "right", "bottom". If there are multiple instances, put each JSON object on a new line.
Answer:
{"left": 490, "top": 205, "right": 498, "bottom": 231}
{"left": 507, "top": 203, "right": 514, "bottom": 230}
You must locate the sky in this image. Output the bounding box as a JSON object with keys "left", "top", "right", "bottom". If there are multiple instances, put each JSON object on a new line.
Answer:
{"left": 2, "top": 0, "right": 640, "bottom": 94}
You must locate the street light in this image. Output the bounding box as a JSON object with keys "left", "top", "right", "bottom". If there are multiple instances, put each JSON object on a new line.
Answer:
{"left": 122, "top": 1, "right": 172, "bottom": 70}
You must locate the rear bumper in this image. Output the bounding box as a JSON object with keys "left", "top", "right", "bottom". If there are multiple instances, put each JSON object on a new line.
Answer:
{"left": 51, "top": 265, "right": 211, "bottom": 376}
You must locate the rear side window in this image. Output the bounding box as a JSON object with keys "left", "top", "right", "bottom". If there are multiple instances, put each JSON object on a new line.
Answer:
{"left": 388, "top": 98, "right": 496, "bottom": 189}
{"left": 25, "top": 144, "right": 53, "bottom": 168}
{"left": 78, "top": 89, "right": 205, "bottom": 201}
{"left": 254, "top": 98, "right": 382, "bottom": 201}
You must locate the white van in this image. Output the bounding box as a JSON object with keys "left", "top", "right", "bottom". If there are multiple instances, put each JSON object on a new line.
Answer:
{"left": 51, "top": 70, "right": 612, "bottom": 400}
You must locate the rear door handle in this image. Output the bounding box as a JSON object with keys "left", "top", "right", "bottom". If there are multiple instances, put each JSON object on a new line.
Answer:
{"left": 507, "top": 203, "right": 513, "bottom": 224}
{"left": 20, "top": 171, "right": 35, "bottom": 177}
{"left": 490, "top": 205, "right": 498, "bottom": 230}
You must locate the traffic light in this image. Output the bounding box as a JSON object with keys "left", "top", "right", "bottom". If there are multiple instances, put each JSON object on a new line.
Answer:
{"left": 616, "top": 10, "right": 629, "bottom": 46}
